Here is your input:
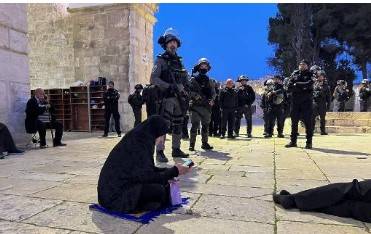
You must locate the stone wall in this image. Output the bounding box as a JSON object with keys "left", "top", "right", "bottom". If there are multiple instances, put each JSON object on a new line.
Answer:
{"left": 27, "top": 4, "right": 74, "bottom": 89}
{"left": 27, "top": 3, "right": 157, "bottom": 131}
{"left": 0, "top": 4, "right": 30, "bottom": 143}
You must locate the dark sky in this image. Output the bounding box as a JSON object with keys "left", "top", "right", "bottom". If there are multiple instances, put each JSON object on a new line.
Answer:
{"left": 153, "top": 3, "right": 278, "bottom": 82}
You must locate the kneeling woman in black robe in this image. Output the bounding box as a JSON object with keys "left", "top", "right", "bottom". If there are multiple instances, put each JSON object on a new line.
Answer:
{"left": 273, "top": 179, "right": 371, "bottom": 222}
{"left": 98, "top": 115, "right": 191, "bottom": 213}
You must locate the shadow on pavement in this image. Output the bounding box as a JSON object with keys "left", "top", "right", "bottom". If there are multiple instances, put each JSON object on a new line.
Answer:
{"left": 310, "top": 147, "right": 369, "bottom": 156}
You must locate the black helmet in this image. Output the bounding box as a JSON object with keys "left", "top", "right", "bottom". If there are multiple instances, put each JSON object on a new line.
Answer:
{"left": 299, "top": 59, "right": 310, "bottom": 66}
{"left": 158, "top": 28, "right": 181, "bottom": 50}
{"left": 273, "top": 75, "right": 283, "bottom": 80}
{"left": 193, "top": 58, "right": 211, "bottom": 72}
{"left": 135, "top": 84, "right": 143, "bottom": 90}
{"left": 237, "top": 75, "right": 249, "bottom": 82}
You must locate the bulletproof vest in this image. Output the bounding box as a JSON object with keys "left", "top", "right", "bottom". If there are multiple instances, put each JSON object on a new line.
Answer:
{"left": 158, "top": 52, "right": 187, "bottom": 85}
{"left": 313, "top": 82, "right": 325, "bottom": 101}
{"left": 194, "top": 74, "right": 212, "bottom": 99}
{"left": 359, "top": 86, "right": 370, "bottom": 100}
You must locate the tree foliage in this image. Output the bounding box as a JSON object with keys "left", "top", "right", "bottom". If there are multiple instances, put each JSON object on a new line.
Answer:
{"left": 268, "top": 3, "right": 371, "bottom": 83}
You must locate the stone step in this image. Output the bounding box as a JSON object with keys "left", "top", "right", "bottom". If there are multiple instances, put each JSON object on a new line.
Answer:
{"left": 314, "top": 126, "right": 371, "bottom": 134}
{"left": 326, "top": 112, "right": 371, "bottom": 119}
{"left": 325, "top": 118, "right": 371, "bottom": 127}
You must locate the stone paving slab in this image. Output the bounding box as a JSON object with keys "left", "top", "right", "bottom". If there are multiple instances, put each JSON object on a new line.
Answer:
{"left": 191, "top": 194, "right": 275, "bottom": 224}
{"left": 24, "top": 201, "right": 141, "bottom": 233}
{"left": 0, "top": 220, "right": 71, "bottom": 234}
{"left": 31, "top": 183, "right": 97, "bottom": 203}
{"left": 0, "top": 194, "right": 62, "bottom": 221}
{"left": 136, "top": 214, "right": 274, "bottom": 234}
{"left": 277, "top": 221, "right": 369, "bottom": 234}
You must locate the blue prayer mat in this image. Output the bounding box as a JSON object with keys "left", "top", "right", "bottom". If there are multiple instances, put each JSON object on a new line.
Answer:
{"left": 89, "top": 197, "right": 189, "bottom": 224}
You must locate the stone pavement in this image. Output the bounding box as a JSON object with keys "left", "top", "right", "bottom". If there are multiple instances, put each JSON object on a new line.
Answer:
{"left": 0, "top": 126, "right": 371, "bottom": 233}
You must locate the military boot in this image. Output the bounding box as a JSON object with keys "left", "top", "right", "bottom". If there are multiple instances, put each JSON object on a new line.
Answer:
{"left": 172, "top": 148, "right": 189, "bottom": 158}
{"left": 285, "top": 142, "right": 297, "bottom": 148}
{"left": 156, "top": 150, "right": 168, "bottom": 163}
{"left": 201, "top": 142, "right": 213, "bottom": 150}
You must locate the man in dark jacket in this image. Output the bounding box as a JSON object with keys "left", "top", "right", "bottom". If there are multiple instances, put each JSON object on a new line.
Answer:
{"left": 273, "top": 179, "right": 371, "bottom": 223}
{"left": 312, "top": 71, "right": 331, "bottom": 135}
{"left": 103, "top": 81, "right": 121, "bottom": 137}
{"left": 150, "top": 28, "right": 190, "bottom": 162}
{"left": 98, "top": 116, "right": 191, "bottom": 213}
{"left": 188, "top": 58, "right": 216, "bottom": 151}
{"left": 285, "top": 60, "right": 314, "bottom": 149}
{"left": 219, "top": 79, "right": 238, "bottom": 139}
{"left": 235, "top": 75, "right": 255, "bottom": 138}
{"left": 25, "top": 88, "right": 65, "bottom": 148}
{"left": 128, "top": 84, "right": 145, "bottom": 127}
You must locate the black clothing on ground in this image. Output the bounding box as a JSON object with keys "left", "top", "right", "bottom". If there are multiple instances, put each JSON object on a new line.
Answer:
{"left": 275, "top": 179, "right": 371, "bottom": 223}
{"left": 286, "top": 69, "right": 314, "bottom": 144}
{"left": 25, "top": 97, "right": 64, "bottom": 146}
{"left": 312, "top": 81, "right": 331, "bottom": 133}
{"left": 235, "top": 84, "right": 255, "bottom": 135}
{"left": 0, "top": 123, "right": 19, "bottom": 153}
{"left": 103, "top": 88, "right": 121, "bottom": 135}
{"left": 128, "top": 91, "right": 144, "bottom": 127}
{"left": 98, "top": 116, "right": 179, "bottom": 213}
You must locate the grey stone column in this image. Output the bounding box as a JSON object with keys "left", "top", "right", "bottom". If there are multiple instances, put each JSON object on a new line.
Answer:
{"left": 0, "top": 4, "right": 30, "bottom": 144}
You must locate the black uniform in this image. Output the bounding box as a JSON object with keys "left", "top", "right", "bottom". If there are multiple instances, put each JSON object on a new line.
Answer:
{"left": 128, "top": 90, "right": 144, "bottom": 127}
{"left": 286, "top": 69, "right": 314, "bottom": 145}
{"left": 103, "top": 88, "right": 121, "bottom": 135}
{"left": 219, "top": 87, "right": 238, "bottom": 137}
{"left": 359, "top": 84, "right": 370, "bottom": 112}
{"left": 209, "top": 86, "right": 221, "bottom": 136}
{"left": 98, "top": 116, "right": 179, "bottom": 213}
{"left": 261, "top": 83, "right": 285, "bottom": 137}
{"left": 333, "top": 85, "right": 350, "bottom": 112}
{"left": 312, "top": 80, "right": 331, "bottom": 133}
{"left": 189, "top": 74, "right": 216, "bottom": 147}
{"left": 142, "top": 84, "right": 162, "bottom": 117}
{"left": 274, "top": 179, "right": 371, "bottom": 223}
{"left": 235, "top": 84, "right": 255, "bottom": 136}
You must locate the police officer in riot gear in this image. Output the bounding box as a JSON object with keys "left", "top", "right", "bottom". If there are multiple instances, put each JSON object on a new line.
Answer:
{"left": 103, "top": 81, "right": 121, "bottom": 137}
{"left": 285, "top": 60, "right": 314, "bottom": 149}
{"left": 312, "top": 71, "right": 331, "bottom": 135}
{"left": 261, "top": 77, "right": 285, "bottom": 138}
{"left": 359, "top": 79, "right": 370, "bottom": 112}
{"left": 189, "top": 58, "right": 216, "bottom": 151}
{"left": 128, "top": 84, "right": 144, "bottom": 127}
{"left": 235, "top": 75, "right": 255, "bottom": 138}
{"left": 209, "top": 81, "right": 221, "bottom": 137}
{"left": 333, "top": 80, "right": 350, "bottom": 112}
{"left": 150, "top": 28, "right": 190, "bottom": 162}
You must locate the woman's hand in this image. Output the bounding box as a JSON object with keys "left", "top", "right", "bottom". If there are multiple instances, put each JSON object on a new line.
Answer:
{"left": 175, "top": 163, "right": 191, "bottom": 175}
